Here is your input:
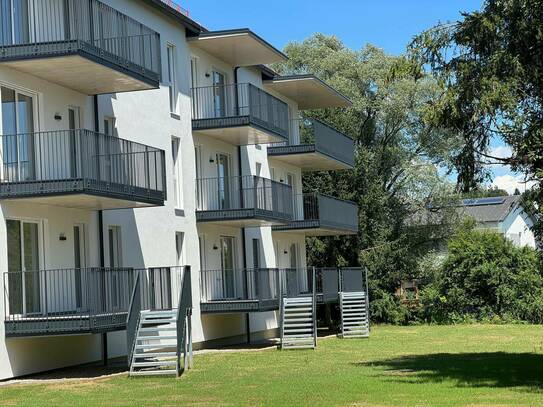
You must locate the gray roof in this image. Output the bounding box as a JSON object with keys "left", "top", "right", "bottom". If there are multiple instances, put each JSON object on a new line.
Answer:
{"left": 458, "top": 195, "right": 521, "bottom": 223}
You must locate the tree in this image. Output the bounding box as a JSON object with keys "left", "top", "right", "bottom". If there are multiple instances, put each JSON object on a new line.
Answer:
{"left": 275, "top": 35, "right": 461, "bottom": 296}
{"left": 410, "top": 0, "right": 543, "bottom": 239}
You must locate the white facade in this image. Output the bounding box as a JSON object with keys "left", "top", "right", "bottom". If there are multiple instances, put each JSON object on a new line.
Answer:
{"left": 0, "top": 0, "right": 355, "bottom": 379}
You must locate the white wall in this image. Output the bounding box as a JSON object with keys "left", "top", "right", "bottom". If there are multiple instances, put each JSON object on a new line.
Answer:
{"left": 501, "top": 206, "right": 537, "bottom": 249}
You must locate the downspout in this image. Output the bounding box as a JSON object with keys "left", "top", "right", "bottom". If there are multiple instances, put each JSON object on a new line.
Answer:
{"left": 94, "top": 95, "right": 108, "bottom": 365}
{"left": 234, "top": 67, "right": 251, "bottom": 344}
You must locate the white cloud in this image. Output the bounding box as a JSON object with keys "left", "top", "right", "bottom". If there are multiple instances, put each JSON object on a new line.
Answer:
{"left": 492, "top": 174, "right": 536, "bottom": 194}
{"left": 489, "top": 145, "right": 512, "bottom": 160}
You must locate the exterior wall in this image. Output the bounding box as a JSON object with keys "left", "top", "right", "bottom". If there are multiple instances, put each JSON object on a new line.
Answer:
{"left": 0, "top": 0, "right": 324, "bottom": 379}
{"left": 500, "top": 207, "right": 537, "bottom": 249}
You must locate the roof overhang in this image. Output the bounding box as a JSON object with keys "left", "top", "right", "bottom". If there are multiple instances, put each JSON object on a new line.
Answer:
{"left": 188, "top": 29, "right": 287, "bottom": 66}
{"left": 263, "top": 75, "right": 352, "bottom": 109}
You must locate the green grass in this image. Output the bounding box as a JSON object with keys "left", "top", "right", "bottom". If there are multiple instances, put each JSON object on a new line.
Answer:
{"left": 3, "top": 325, "right": 543, "bottom": 406}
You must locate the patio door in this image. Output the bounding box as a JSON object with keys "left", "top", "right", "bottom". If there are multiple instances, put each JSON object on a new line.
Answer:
{"left": 73, "top": 224, "right": 86, "bottom": 310}
{"left": 217, "top": 153, "right": 231, "bottom": 210}
{"left": 1, "top": 86, "right": 35, "bottom": 182}
{"left": 7, "top": 219, "right": 41, "bottom": 316}
{"left": 220, "top": 236, "right": 236, "bottom": 299}
{"left": 68, "top": 106, "right": 80, "bottom": 178}
{"left": 212, "top": 71, "right": 226, "bottom": 117}
{"left": 0, "top": 0, "right": 30, "bottom": 46}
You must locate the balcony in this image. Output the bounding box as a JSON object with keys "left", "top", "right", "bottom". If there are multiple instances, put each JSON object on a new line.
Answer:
{"left": 0, "top": 130, "right": 166, "bottom": 209}
{"left": 316, "top": 268, "right": 367, "bottom": 303}
{"left": 3, "top": 266, "right": 183, "bottom": 337}
{"left": 273, "top": 193, "right": 358, "bottom": 236}
{"left": 196, "top": 175, "right": 293, "bottom": 226}
{"left": 0, "top": 0, "right": 161, "bottom": 95}
{"left": 191, "top": 83, "right": 289, "bottom": 145}
{"left": 200, "top": 268, "right": 314, "bottom": 314}
{"left": 268, "top": 118, "right": 355, "bottom": 171}
{"left": 199, "top": 268, "right": 366, "bottom": 313}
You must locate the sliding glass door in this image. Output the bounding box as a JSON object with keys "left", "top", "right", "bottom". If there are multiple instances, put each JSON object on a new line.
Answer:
{"left": 1, "top": 86, "right": 35, "bottom": 182}
{"left": 7, "top": 219, "right": 41, "bottom": 316}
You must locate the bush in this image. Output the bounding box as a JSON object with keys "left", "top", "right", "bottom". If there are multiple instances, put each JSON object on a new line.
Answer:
{"left": 419, "top": 229, "right": 543, "bottom": 324}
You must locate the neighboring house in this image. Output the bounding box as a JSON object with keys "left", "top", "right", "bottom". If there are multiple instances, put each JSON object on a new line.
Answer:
{"left": 459, "top": 196, "right": 538, "bottom": 249}
{"left": 0, "top": 0, "right": 360, "bottom": 379}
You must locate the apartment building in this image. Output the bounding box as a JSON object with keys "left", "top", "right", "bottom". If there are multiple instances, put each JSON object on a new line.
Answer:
{"left": 0, "top": 0, "right": 361, "bottom": 379}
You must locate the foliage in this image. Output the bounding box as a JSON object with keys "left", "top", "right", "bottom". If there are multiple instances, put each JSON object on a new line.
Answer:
{"left": 410, "top": 0, "right": 543, "bottom": 239}
{"left": 276, "top": 35, "right": 461, "bottom": 293}
{"left": 418, "top": 229, "right": 543, "bottom": 324}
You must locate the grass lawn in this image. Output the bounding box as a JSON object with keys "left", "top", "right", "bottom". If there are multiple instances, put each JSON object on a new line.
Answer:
{"left": 3, "top": 324, "right": 543, "bottom": 406}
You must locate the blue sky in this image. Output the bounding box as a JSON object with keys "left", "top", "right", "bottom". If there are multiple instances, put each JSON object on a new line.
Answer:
{"left": 183, "top": 0, "right": 528, "bottom": 193}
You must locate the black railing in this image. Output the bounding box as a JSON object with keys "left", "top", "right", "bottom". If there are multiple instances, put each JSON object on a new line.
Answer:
{"left": 315, "top": 267, "right": 367, "bottom": 302}
{"left": 191, "top": 83, "right": 289, "bottom": 139}
{"left": 0, "top": 0, "right": 161, "bottom": 84}
{"left": 3, "top": 267, "right": 182, "bottom": 336}
{"left": 196, "top": 175, "right": 293, "bottom": 222}
{"left": 268, "top": 118, "right": 355, "bottom": 168}
{"left": 0, "top": 129, "right": 166, "bottom": 205}
{"left": 285, "top": 193, "right": 359, "bottom": 233}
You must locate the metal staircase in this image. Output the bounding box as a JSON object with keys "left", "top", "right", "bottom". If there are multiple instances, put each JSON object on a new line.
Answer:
{"left": 129, "top": 310, "right": 179, "bottom": 376}
{"left": 127, "top": 266, "right": 193, "bottom": 377}
{"left": 339, "top": 291, "right": 369, "bottom": 338}
{"left": 280, "top": 296, "right": 317, "bottom": 349}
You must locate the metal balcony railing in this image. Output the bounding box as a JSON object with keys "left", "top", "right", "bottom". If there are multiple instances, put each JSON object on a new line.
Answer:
{"left": 191, "top": 83, "right": 290, "bottom": 139}
{"left": 268, "top": 118, "right": 355, "bottom": 168}
{"left": 0, "top": 129, "right": 166, "bottom": 205}
{"left": 3, "top": 266, "right": 183, "bottom": 336}
{"left": 196, "top": 175, "right": 293, "bottom": 222}
{"left": 0, "top": 0, "right": 161, "bottom": 84}
{"left": 284, "top": 193, "right": 358, "bottom": 233}
{"left": 199, "top": 268, "right": 314, "bottom": 312}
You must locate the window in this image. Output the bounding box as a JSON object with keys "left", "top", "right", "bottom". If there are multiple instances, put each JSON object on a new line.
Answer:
{"left": 252, "top": 239, "right": 261, "bottom": 270}
{"left": 175, "top": 232, "right": 185, "bottom": 266}
{"left": 212, "top": 70, "right": 226, "bottom": 117}
{"left": 190, "top": 57, "right": 198, "bottom": 89}
{"left": 108, "top": 226, "right": 123, "bottom": 268}
{"left": 104, "top": 116, "right": 116, "bottom": 137}
{"left": 195, "top": 145, "right": 202, "bottom": 208}
{"left": 166, "top": 44, "right": 177, "bottom": 113}
{"left": 171, "top": 137, "right": 183, "bottom": 208}
{"left": 255, "top": 162, "right": 262, "bottom": 177}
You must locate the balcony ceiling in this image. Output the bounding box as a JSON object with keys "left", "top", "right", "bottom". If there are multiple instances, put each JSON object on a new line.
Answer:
{"left": 263, "top": 75, "right": 352, "bottom": 110}
{"left": 1, "top": 55, "right": 156, "bottom": 95}
{"left": 268, "top": 150, "right": 352, "bottom": 171}
{"left": 188, "top": 29, "right": 287, "bottom": 66}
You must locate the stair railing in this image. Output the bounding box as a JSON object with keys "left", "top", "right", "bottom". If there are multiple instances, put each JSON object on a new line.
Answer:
{"left": 126, "top": 272, "right": 142, "bottom": 366}
{"left": 176, "top": 265, "right": 193, "bottom": 376}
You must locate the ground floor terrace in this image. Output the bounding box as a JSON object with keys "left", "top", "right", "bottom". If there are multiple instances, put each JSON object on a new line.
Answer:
{"left": 1, "top": 324, "right": 542, "bottom": 406}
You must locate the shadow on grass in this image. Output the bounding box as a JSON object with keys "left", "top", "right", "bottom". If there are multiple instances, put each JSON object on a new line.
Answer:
{"left": 356, "top": 353, "right": 543, "bottom": 390}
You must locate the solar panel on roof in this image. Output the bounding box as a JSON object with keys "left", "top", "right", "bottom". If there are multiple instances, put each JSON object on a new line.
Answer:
{"left": 462, "top": 197, "right": 506, "bottom": 206}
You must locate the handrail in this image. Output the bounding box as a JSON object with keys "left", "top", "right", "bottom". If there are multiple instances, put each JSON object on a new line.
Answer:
{"left": 176, "top": 266, "right": 192, "bottom": 376}
{"left": 126, "top": 273, "right": 142, "bottom": 366}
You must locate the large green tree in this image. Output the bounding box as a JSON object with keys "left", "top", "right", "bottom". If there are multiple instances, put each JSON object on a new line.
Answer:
{"left": 276, "top": 35, "right": 460, "bottom": 293}
{"left": 410, "top": 0, "right": 543, "bottom": 238}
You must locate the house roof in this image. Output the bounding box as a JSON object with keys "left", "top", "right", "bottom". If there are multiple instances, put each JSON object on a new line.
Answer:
{"left": 458, "top": 196, "right": 521, "bottom": 223}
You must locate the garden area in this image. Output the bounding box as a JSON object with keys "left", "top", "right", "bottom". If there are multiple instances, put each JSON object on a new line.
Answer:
{"left": 2, "top": 324, "right": 543, "bottom": 406}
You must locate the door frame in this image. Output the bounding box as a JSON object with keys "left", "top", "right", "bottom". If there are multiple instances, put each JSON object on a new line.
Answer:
{"left": 0, "top": 83, "right": 39, "bottom": 182}
{"left": 219, "top": 235, "right": 237, "bottom": 299}
{"left": 6, "top": 216, "right": 45, "bottom": 317}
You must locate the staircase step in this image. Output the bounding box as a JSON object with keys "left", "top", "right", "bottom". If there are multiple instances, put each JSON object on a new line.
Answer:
{"left": 129, "top": 370, "right": 177, "bottom": 376}
{"left": 133, "top": 351, "right": 177, "bottom": 358}
{"left": 135, "top": 343, "right": 177, "bottom": 350}
{"left": 138, "top": 326, "right": 177, "bottom": 333}
{"left": 137, "top": 335, "right": 178, "bottom": 341}
{"left": 132, "top": 360, "right": 177, "bottom": 368}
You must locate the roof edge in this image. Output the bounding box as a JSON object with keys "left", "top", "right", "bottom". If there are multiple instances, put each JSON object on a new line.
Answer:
{"left": 187, "top": 28, "right": 288, "bottom": 61}
{"left": 264, "top": 74, "right": 353, "bottom": 107}
{"left": 140, "top": 0, "right": 205, "bottom": 35}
